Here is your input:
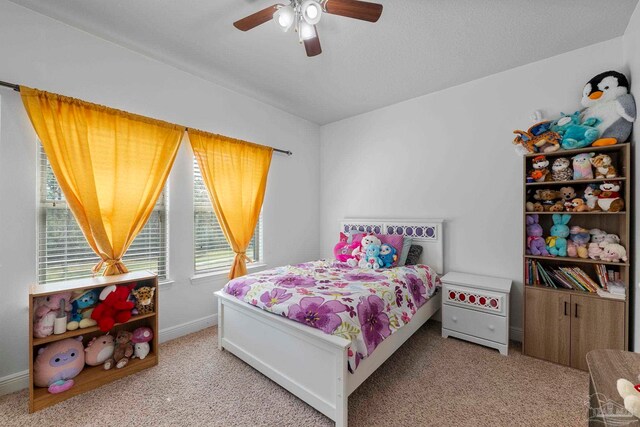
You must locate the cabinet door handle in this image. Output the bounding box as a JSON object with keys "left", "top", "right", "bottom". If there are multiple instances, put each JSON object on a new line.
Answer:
{"left": 488, "top": 325, "right": 495, "bottom": 331}
{"left": 564, "top": 301, "right": 568, "bottom": 316}
{"left": 574, "top": 303, "right": 578, "bottom": 318}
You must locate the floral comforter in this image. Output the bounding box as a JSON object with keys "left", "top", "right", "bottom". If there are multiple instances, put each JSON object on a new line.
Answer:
{"left": 223, "top": 260, "right": 440, "bottom": 372}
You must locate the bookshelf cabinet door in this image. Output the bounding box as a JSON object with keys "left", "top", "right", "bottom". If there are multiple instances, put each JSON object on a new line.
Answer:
{"left": 524, "top": 287, "right": 570, "bottom": 365}
{"left": 570, "top": 295, "right": 624, "bottom": 371}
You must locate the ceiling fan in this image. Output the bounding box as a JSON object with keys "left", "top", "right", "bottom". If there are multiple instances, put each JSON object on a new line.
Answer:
{"left": 233, "top": 0, "right": 383, "bottom": 57}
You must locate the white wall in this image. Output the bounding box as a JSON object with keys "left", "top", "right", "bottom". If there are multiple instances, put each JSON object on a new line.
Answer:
{"left": 320, "top": 38, "right": 624, "bottom": 338}
{"left": 0, "top": 0, "right": 320, "bottom": 386}
{"left": 623, "top": 2, "right": 640, "bottom": 350}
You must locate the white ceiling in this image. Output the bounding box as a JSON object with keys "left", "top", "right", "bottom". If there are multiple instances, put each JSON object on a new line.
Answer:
{"left": 9, "top": 0, "right": 639, "bottom": 124}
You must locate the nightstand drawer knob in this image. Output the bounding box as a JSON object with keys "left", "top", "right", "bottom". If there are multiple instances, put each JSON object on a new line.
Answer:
{"left": 452, "top": 316, "right": 457, "bottom": 322}
{"left": 488, "top": 325, "right": 495, "bottom": 331}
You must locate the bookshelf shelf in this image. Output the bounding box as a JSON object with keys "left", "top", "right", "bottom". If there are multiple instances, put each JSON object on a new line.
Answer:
{"left": 524, "top": 255, "right": 629, "bottom": 267}
{"left": 523, "top": 143, "right": 630, "bottom": 371}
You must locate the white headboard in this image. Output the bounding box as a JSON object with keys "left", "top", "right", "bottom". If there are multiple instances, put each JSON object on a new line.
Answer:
{"left": 339, "top": 218, "right": 445, "bottom": 275}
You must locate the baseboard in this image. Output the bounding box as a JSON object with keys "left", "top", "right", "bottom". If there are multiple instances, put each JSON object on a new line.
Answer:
{"left": 158, "top": 313, "right": 217, "bottom": 344}
{"left": 0, "top": 313, "right": 218, "bottom": 397}
{"left": 510, "top": 326, "right": 523, "bottom": 343}
{"left": 0, "top": 370, "right": 29, "bottom": 396}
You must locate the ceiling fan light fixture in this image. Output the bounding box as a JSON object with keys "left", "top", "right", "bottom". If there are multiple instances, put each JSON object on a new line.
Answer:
{"left": 301, "top": 0, "right": 322, "bottom": 25}
{"left": 299, "top": 21, "right": 317, "bottom": 40}
{"left": 273, "top": 5, "right": 295, "bottom": 32}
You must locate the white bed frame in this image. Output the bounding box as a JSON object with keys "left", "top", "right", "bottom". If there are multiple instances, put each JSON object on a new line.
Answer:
{"left": 215, "top": 219, "right": 444, "bottom": 427}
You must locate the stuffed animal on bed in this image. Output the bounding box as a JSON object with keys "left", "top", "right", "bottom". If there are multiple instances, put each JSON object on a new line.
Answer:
{"left": 359, "top": 244, "right": 384, "bottom": 269}
{"left": 334, "top": 232, "right": 360, "bottom": 263}
{"left": 350, "top": 234, "right": 381, "bottom": 267}
{"left": 379, "top": 244, "right": 398, "bottom": 268}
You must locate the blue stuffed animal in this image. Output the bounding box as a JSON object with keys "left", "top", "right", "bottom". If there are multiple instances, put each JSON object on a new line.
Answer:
{"left": 67, "top": 289, "right": 99, "bottom": 331}
{"left": 379, "top": 243, "right": 397, "bottom": 268}
{"left": 360, "top": 244, "right": 384, "bottom": 269}
{"left": 550, "top": 111, "right": 601, "bottom": 150}
{"left": 545, "top": 214, "right": 572, "bottom": 257}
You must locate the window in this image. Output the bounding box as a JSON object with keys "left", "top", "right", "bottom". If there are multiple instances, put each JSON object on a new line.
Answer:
{"left": 193, "top": 158, "right": 262, "bottom": 273}
{"left": 38, "top": 145, "right": 168, "bottom": 284}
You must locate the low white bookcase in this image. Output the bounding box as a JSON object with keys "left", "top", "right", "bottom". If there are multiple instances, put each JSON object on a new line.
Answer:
{"left": 441, "top": 272, "right": 512, "bottom": 355}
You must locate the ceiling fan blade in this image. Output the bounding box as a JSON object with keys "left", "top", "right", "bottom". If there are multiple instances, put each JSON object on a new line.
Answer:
{"left": 304, "top": 28, "right": 322, "bottom": 57}
{"left": 324, "top": 0, "right": 383, "bottom": 22}
{"left": 233, "top": 4, "right": 279, "bottom": 31}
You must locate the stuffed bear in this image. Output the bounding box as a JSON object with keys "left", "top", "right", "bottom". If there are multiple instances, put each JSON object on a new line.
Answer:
{"left": 359, "top": 244, "right": 383, "bottom": 269}
{"left": 533, "top": 189, "right": 564, "bottom": 212}
{"left": 566, "top": 198, "right": 589, "bottom": 212}
{"left": 350, "top": 234, "right": 381, "bottom": 267}
{"left": 597, "top": 181, "right": 624, "bottom": 212}
{"left": 572, "top": 153, "right": 595, "bottom": 180}
{"left": 104, "top": 330, "right": 134, "bottom": 370}
{"left": 91, "top": 283, "right": 136, "bottom": 332}
{"left": 33, "top": 292, "right": 73, "bottom": 338}
{"left": 550, "top": 111, "right": 600, "bottom": 150}
{"left": 379, "top": 243, "right": 398, "bottom": 268}
{"left": 551, "top": 157, "right": 573, "bottom": 181}
{"left": 526, "top": 214, "right": 549, "bottom": 256}
{"left": 84, "top": 334, "right": 115, "bottom": 367}
{"left": 581, "top": 71, "right": 636, "bottom": 146}
{"left": 67, "top": 289, "right": 99, "bottom": 331}
{"left": 545, "top": 214, "right": 571, "bottom": 257}
{"left": 617, "top": 378, "right": 640, "bottom": 419}
{"left": 567, "top": 226, "right": 590, "bottom": 259}
{"left": 34, "top": 336, "right": 84, "bottom": 394}
{"left": 590, "top": 154, "right": 617, "bottom": 178}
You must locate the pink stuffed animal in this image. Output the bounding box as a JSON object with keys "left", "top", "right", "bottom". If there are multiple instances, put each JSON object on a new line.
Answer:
{"left": 333, "top": 232, "right": 360, "bottom": 263}
{"left": 600, "top": 243, "right": 628, "bottom": 263}
{"left": 348, "top": 234, "right": 381, "bottom": 267}
{"left": 34, "top": 336, "right": 84, "bottom": 393}
{"left": 33, "top": 292, "right": 72, "bottom": 338}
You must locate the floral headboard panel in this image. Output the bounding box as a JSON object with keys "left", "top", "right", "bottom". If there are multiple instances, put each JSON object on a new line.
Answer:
{"left": 339, "top": 218, "right": 445, "bottom": 275}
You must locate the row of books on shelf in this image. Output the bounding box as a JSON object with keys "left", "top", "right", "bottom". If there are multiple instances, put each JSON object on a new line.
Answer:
{"left": 526, "top": 259, "right": 625, "bottom": 300}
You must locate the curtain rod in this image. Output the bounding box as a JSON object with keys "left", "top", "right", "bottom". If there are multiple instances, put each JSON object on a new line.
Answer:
{"left": 0, "top": 80, "right": 293, "bottom": 156}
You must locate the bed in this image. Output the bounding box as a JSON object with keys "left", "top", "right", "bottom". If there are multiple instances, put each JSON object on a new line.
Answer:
{"left": 214, "top": 219, "right": 444, "bottom": 427}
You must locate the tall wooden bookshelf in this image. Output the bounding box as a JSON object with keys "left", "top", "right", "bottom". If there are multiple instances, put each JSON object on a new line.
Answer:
{"left": 522, "top": 144, "right": 631, "bottom": 371}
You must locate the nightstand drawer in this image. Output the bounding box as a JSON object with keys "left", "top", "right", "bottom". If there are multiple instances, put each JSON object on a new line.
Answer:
{"left": 442, "top": 304, "right": 507, "bottom": 344}
{"left": 444, "top": 283, "right": 506, "bottom": 316}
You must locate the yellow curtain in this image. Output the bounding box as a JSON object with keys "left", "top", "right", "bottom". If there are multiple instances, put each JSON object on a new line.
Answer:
{"left": 21, "top": 87, "right": 183, "bottom": 276}
{"left": 189, "top": 129, "right": 272, "bottom": 279}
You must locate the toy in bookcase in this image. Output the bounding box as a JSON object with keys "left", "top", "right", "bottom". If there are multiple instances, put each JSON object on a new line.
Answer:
{"left": 513, "top": 122, "right": 561, "bottom": 155}
{"left": 91, "top": 283, "right": 136, "bottom": 332}
{"left": 104, "top": 330, "right": 134, "bottom": 370}
{"left": 597, "top": 181, "right": 625, "bottom": 212}
{"left": 567, "top": 226, "right": 590, "bottom": 258}
{"left": 131, "top": 286, "right": 155, "bottom": 315}
{"left": 583, "top": 184, "right": 600, "bottom": 211}
{"left": 532, "top": 189, "right": 564, "bottom": 212}
{"left": 84, "top": 334, "right": 115, "bottom": 367}
{"left": 33, "top": 337, "right": 84, "bottom": 394}
{"left": 529, "top": 155, "right": 551, "bottom": 182}
{"left": 545, "top": 213, "right": 571, "bottom": 257}
{"left": 551, "top": 157, "right": 573, "bottom": 181}
{"left": 526, "top": 214, "right": 549, "bottom": 256}
{"left": 558, "top": 186, "right": 577, "bottom": 210}
{"left": 572, "top": 153, "right": 595, "bottom": 180}
{"left": 587, "top": 229, "right": 607, "bottom": 260}
{"left": 549, "top": 111, "right": 601, "bottom": 150}
{"left": 67, "top": 289, "right": 99, "bottom": 331}
{"left": 581, "top": 70, "right": 636, "bottom": 146}
{"left": 590, "top": 154, "right": 618, "bottom": 178}
{"left": 33, "top": 292, "right": 72, "bottom": 338}
{"left": 600, "top": 243, "right": 628, "bottom": 263}
{"left": 131, "top": 326, "right": 154, "bottom": 360}
{"left": 566, "top": 199, "right": 589, "bottom": 212}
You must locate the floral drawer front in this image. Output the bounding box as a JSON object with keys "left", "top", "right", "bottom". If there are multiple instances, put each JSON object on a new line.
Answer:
{"left": 443, "top": 284, "right": 505, "bottom": 316}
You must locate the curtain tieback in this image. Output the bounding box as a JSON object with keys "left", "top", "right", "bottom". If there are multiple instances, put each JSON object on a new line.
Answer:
{"left": 92, "top": 258, "right": 127, "bottom": 275}
{"left": 235, "top": 251, "right": 253, "bottom": 264}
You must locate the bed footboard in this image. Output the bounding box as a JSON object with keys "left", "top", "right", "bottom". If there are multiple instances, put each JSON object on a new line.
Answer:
{"left": 216, "top": 291, "right": 350, "bottom": 426}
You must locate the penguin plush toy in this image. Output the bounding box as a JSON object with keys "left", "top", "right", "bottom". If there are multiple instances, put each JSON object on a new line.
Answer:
{"left": 581, "top": 71, "right": 636, "bottom": 146}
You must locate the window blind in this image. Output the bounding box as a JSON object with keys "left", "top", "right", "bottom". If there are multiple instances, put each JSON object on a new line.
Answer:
{"left": 38, "top": 145, "right": 168, "bottom": 284}
{"left": 193, "top": 158, "right": 262, "bottom": 273}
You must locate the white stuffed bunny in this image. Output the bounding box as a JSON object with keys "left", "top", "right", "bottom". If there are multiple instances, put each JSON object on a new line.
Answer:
{"left": 617, "top": 378, "right": 640, "bottom": 418}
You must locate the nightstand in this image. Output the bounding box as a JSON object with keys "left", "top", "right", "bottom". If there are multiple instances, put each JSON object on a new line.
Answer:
{"left": 441, "top": 272, "right": 512, "bottom": 355}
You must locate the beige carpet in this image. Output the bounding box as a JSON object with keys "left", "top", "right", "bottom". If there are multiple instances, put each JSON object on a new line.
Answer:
{"left": 1, "top": 322, "right": 588, "bottom": 426}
